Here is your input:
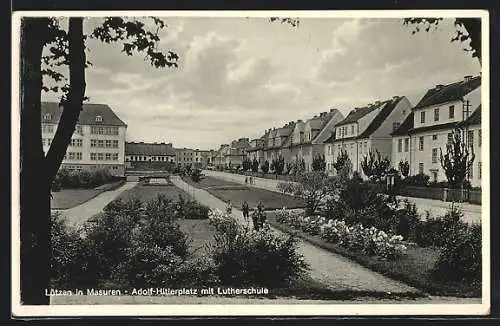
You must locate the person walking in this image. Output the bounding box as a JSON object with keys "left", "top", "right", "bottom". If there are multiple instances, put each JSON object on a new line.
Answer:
{"left": 242, "top": 201, "right": 250, "bottom": 225}
{"left": 249, "top": 176, "right": 253, "bottom": 185}
{"left": 245, "top": 176, "right": 248, "bottom": 184}
{"left": 225, "top": 200, "right": 233, "bottom": 215}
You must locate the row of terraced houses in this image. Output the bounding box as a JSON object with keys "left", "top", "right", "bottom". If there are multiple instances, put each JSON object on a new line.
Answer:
{"left": 213, "top": 75, "right": 483, "bottom": 187}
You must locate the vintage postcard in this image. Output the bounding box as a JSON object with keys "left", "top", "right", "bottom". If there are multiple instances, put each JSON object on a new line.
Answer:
{"left": 11, "top": 10, "right": 490, "bottom": 317}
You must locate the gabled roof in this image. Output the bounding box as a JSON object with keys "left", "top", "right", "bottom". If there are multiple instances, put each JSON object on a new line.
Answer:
{"left": 335, "top": 105, "right": 379, "bottom": 127}
{"left": 41, "top": 101, "right": 127, "bottom": 126}
{"left": 413, "top": 76, "right": 481, "bottom": 110}
{"left": 324, "top": 132, "right": 336, "bottom": 143}
{"left": 408, "top": 122, "right": 459, "bottom": 135}
{"left": 125, "top": 142, "right": 175, "bottom": 156}
{"left": 358, "top": 96, "right": 404, "bottom": 139}
{"left": 391, "top": 112, "right": 414, "bottom": 136}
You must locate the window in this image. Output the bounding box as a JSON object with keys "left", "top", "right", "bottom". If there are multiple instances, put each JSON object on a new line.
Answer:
{"left": 91, "top": 139, "right": 97, "bottom": 147}
{"left": 431, "top": 171, "right": 438, "bottom": 183}
{"left": 97, "top": 153, "right": 104, "bottom": 161}
{"left": 404, "top": 138, "right": 409, "bottom": 152}
{"left": 328, "top": 145, "right": 331, "bottom": 155}
{"left": 43, "top": 113, "right": 52, "bottom": 121}
{"left": 97, "top": 140, "right": 104, "bottom": 148}
{"left": 447, "top": 133, "right": 453, "bottom": 144}
{"left": 105, "top": 153, "right": 112, "bottom": 161}
{"left": 449, "top": 105, "right": 455, "bottom": 119}
{"left": 478, "top": 129, "right": 481, "bottom": 147}
{"left": 432, "top": 148, "right": 438, "bottom": 163}
{"left": 398, "top": 139, "right": 402, "bottom": 152}
{"left": 95, "top": 115, "right": 103, "bottom": 122}
{"left": 76, "top": 139, "right": 82, "bottom": 147}
{"left": 90, "top": 153, "right": 97, "bottom": 161}
{"left": 351, "top": 125, "right": 355, "bottom": 134}
{"left": 42, "top": 124, "right": 54, "bottom": 133}
{"left": 47, "top": 138, "right": 52, "bottom": 146}
{"left": 364, "top": 141, "right": 368, "bottom": 152}
{"left": 419, "top": 163, "right": 424, "bottom": 174}
{"left": 393, "top": 122, "right": 401, "bottom": 131}
{"left": 75, "top": 125, "right": 83, "bottom": 135}
{"left": 478, "top": 162, "right": 482, "bottom": 179}
{"left": 432, "top": 134, "right": 438, "bottom": 140}
{"left": 420, "top": 111, "right": 426, "bottom": 124}
{"left": 105, "top": 140, "right": 112, "bottom": 148}
{"left": 467, "top": 130, "right": 474, "bottom": 148}
{"left": 434, "top": 108, "right": 440, "bottom": 122}
{"left": 112, "top": 153, "right": 119, "bottom": 161}
{"left": 68, "top": 152, "right": 75, "bottom": 160}
{"left": 402, "top": 110, "right": 406, "bottom": 116}
{"left": 418, "top": 136, "right": 424, "bottom": 151}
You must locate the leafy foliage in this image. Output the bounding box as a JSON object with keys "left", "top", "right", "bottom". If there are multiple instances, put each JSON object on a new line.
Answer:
{"left": 312, "top": 154, "right": 326, "bottom": 172}
{"left": 260, "top": 160, "right": 270, "bottom": 174}
{"left": 440, "top": 128, "right": 475, "bottom": 189}
{"left": 190, "top": 168, "right": 202, "bottom": 182}
{"left": 360, "top": 149, "right": 391, "bottom": 182}
{"left": 242, "top": 157, "right": 252, "bottom": 172}
{"left": 251, "top": 158, "right": 259, "bottom": 173}
{"left": 398, "top": 160, "right": 410, "bottom": 178}
{"left": 270, "top": 155, "right": 285, "bottom": 175}
{"left": 333, "top": 149, "right": 352, "bottom": 179}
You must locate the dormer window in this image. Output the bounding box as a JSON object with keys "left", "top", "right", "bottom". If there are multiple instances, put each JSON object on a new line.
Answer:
{"left": 43, "top": 113, "right": 52, "bottom": 121}
{"left": 95, "top": 115, "right": 103, "bottom": 122}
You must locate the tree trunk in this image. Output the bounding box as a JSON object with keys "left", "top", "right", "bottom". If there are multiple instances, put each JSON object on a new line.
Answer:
{"left": 20, "top": 17, "right": 51, "bottom": 305}
{"left": 45, "top": 17, "right": 86, "bottom": 181}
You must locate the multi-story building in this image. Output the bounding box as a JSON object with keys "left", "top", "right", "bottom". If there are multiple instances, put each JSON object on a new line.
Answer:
{"left": 41, "top": 101, "right": 127, "bottom": 176}
{"left": 214, "top": 144, "right": 230, "bottom": 169}
{"left": 284, "top": 109, "right": 344, "bottom": 172}
{"left": 225, "top": 138, "right": 251, "bottom": 168}
{"left": 246, "top": 137, "right": 266, "bottom": 165}
{"left": 391, "top": 75, "right": 481, "bottom": 185}
{"left": 125, "top": 142, "right": 176, "bottom": 166}
{"left": 263, "top": 122, "right": 295, "bottom": 163}
{"left": 176, "top": 148, "right": 195, "bottom": 167}
{"left": 329, "top": 96, "right": 413, "bottom": 176}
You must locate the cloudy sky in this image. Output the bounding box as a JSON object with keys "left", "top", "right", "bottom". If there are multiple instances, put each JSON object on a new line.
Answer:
{"left": 42, "top": 16, "right": 481, "bottom": 150}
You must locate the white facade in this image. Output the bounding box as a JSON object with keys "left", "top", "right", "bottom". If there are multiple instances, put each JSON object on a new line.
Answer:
{"left": 41, "top": 122, "right": 127, "bottom": 176}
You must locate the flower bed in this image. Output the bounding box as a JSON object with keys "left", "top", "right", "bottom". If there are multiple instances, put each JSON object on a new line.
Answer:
{"left": 275, "top": 208, "right": 407, "bottom": 260}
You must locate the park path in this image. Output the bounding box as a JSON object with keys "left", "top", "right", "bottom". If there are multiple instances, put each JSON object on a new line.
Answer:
{"left": 170, "top": 176, "right": 419, "bottom": 295}
{"left": 202, "top": 170, "right": 482, "bottom": 224}
{"left": 53, "top": 181, "right": 138, "bottom": 228}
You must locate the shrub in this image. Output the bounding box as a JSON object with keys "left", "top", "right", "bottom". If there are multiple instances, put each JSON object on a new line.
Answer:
{"left": 432, "top": 223, "right": 481, "bottom": 285}
{"left": 415, "top": 204, "right": 466, "bottom": 248}
{"left": 404, "top": 173, "right": 430, "bottom": 187}
{"left": 394, "top": 200, "right": 422, "bottom": 241}
{"left": 183, "top": 200, "right": 210, "bottom": 220}
{"left": 191, "top": 168, "right": 202, "bottom": 182}
{"left": 174, "top": 258, "right": 221, "bottom": 287}
{"left": 208, "top": 210, "right": 308, "bottom": 287}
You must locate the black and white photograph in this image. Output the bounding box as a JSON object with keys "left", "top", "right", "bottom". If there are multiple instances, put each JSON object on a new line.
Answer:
{"left": 11, "top": 10, "right": 490, "bottom": 316}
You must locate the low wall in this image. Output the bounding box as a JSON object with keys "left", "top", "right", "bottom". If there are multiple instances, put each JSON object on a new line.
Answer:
{"left": 397, "top": 186, "right": 481, "bottom": 205}
{"left": 398, "top": 186, "right": 444, "bottom": 201}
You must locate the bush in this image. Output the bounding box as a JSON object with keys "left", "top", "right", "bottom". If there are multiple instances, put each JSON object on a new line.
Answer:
{"left": 208, "top": 210, "right": 308, "bottom": 287}
{"left": 55, "top": 168, "right": 116, "bottom": 189}
{"left": 415, "top": 205, "right": 466, "bottom": 248}
{"left": 174, "top": 258, "right": 220, "bottom": 287}
{"left": 394, "top": 200, "right": 422, "bottom": 241}
{"left": 183, "top": 201, "right": 210, "bottom": 219}
{"left": 191, "top": 168, "right": 202, "bottom": 182}
{"left": 432, "top": 223, "right": 481, "bottom": 285}
{"left": 404, "top": 173, "right": 430, "bottom": 187}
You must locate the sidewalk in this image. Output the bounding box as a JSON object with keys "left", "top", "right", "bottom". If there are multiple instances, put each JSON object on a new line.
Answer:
{"left": 202, "top": 170, "right": 482, "bottom": 224}
{"left": 170, "top": 175, "right": 419, "bottom": 295}
{"left": 53, "top": 181, "right": 138, "bottom": 228}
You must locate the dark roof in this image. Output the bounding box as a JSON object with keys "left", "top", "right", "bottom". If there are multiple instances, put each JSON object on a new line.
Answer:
{"left": 41, "top": 101, "right": 127, "bottom": 126}
{"left": 459, "top": 105, "right": 481, "bottom": 127}
{"left": 413, "top": 76, "right": 481, "bottom": 109}
{"left": 335, "top": 105, "right": 379, "bottom": 127}
{"left": 358, "top": 97, "right": 404, "bottom": 138}
{"left": 408, "top": 122, "right": 459, "bottom": 135}
{"left": 125, "top": 142, "right": 176, "bottom": 156}
{"left": 324, "top": 132, "right": 336, "bottom": 143}
{"left": 391, "top": 112, "right": 414, "bottom": 136}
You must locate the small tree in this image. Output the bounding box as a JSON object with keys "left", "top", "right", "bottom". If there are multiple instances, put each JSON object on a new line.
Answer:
{"left": 251, "top": 158, "right": 259, "bottom": 173}
{"left": 440, "top": 128, "right": 475, "bottom": 189}
{"left": 277, "top": 171, "right": 338, "bottom": 215}
{"left": 361, "top": 149, "right": 391, "bottom": 182}
{"left": 190, "top": 168, "right": 202, "bottom": 183}
{"left": 242, "top": 157, "right": 252, "bottom": 172}
{"left": 333, "top": 149, "right": 352, "bottom": 180}
{"left": 261, "top": 160, "right": 270, "bottom": 174}
{"left": 271, "top": 155, "right": 285, "bottom": 175}
{"left": 398, "top": 160, "right": 410, "bottom": 178}
{"left": 312, "top": 154, "right": 326, "bottom": 172}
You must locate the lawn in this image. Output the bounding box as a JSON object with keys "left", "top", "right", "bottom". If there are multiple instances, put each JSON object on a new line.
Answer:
{"left": 51, "top": 180, "right": 125, "bottom": 209}
{"left": 183, "top": 176, "right": 305, "bottom": 210}
{"left": 114, "top": 181, "right": 193, "bottom": 202}
{"left": 266, "top": 211, "right": 481, "bottom": 298}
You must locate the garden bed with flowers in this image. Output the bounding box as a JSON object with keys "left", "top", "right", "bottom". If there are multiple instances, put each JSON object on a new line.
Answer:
{"left": 267, "top": 209, "right": 481, "bottom": 298}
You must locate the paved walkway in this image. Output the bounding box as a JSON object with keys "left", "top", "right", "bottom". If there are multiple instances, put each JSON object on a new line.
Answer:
{"left": 202, "top": 170, "right": 482, "bottom": 224}
{"left": 170, "top": 176, "right": 419, "bottom": 295}
{"left": 53, "top": 181, "right": 138, "bottom": 228}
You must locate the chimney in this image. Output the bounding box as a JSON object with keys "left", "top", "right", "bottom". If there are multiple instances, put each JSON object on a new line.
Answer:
{"left": 464, "top": 75, "right": 472, "bottom": 82}
{"left": 435, "top": 84, "right": 444, "bottom": 90}
{"left": 392, "top": 95, "right": 399, "bottom": 101}
{"left": 330, "top": 108, "right": 335, "bottom": 112}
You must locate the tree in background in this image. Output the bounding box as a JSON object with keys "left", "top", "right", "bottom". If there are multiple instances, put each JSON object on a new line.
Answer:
{"left": 312, "top": 154, "right": 326, "bottom": 172}
{"left": 270, "top": 155, "right": 285, "bottom": 176}
{"left": 440, "top": 128, "right": 475, "bottom": 189}
{"left": 251, "top": 158, "right": 259, "bottom": 173}
{"left": 398, "top": 160, "right": 410, "bottom": 179}
{"left": 260, "top": 160, "right": 270, "bottom": 174}
{"left": 19, "top": 16, "right": 178, "bottom": 304}
{"left": 360, "top": 149, "right": 391, "bottom": 182}
{"left": 333, "top": 149, "right": 352, "bottom": 180}
{"left": 242, "top": 157, "right": 252, "bottom": 172}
